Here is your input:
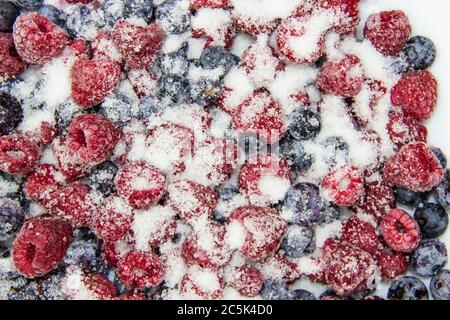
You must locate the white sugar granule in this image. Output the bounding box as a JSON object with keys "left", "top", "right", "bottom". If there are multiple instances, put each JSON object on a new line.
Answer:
{"left": 225, "top": 220, "right": 247, "bottom": 250}
{"left": 191, "top": 8, "right": 232, "bottom": 46}
{"left": 187, "top": 37, "right": 207, "bottom": 60}
{"left": 62, "top": 267, "right": 97, "bottom": 300}
{"left": 314, "top": 220, "right": 343, "bottom": 248}
{"left": 222, "top": 67, "right": 254, "bottom": 111}
{"left": 231, "top": 0, "right": 306, "bottom": 23}
{"left": 160, "top": 241, "right": 187, "bottom": 289}
{"left": 257, "top": 175, "right": 291, "bottom": 204}
{"left": 231, "top": 33, "right": 256, "bottom": 58}
{"left": 162, "top": 32, "right": 192, "bottom": 54}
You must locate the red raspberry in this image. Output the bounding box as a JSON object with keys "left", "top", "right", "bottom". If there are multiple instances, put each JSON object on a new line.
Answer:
{"left": 118, "top": 251, "right": 165, "bottom": 289}
{"left": 238, "top": 153, "right": 290, "bottom": 205}
{"left": 341, "top": 216, "right": 380, "bottom": 255}
{"left": 380, "top": 208, "right": 421, "bottom": 253}
{"left": 12, "top": 216, "right": 72, "bottom": 278}
{"left": 39, "top": 121, "right": 57, "bottom": 145}
{"left": 83, "top": 272, "right": 117, "bottom": 300}
{"left": 66, "top": 114, "right": 121, "bottom": 165}
{"left": 182, "top": 222, "right": 231, "bottom": 269}
{"left": 101, "top": 238, "right": 135, "bottom": 267}
{"left": 69, "top": 38, "right": 90, "bottom": 56}
{"left": 112, "top": 20, "right": 165, "bottom": 69}
{"left": 168, "top": 180, "right": 218, "bottom": 222}
{"left": 191, "top": 0, "right": 229, "bottom": 9}
{"left": 115, "top": 161, "right": 167, "bottom": 210}
{"left": 71, "top": 56, "right": 121, "bottom": 108}
{"left": 52, "top": 137, "right": 90, "bottom": 181}
{"left": 375, "top": 249, "right": 409, "bottom": 281}
{"left": 231, "top": 3, "right": 279, "bottom": 37}
{"left": 127, "top": 69, "right": 158, "bottom": 98}
{"left": 363, "top": 10, "right": 411, "bottom": 56}
{"left": 181, "top": 267, "right": 225, "bottom": 300}
{"left": 46, "top": 183, "right": 97, "bottom": 227}
{"left": 0, "top": 135, "right": 41, "bottom": 175}
{"left": 260, "top": 252, "right": 301, "bottom": 283}
{"left": 228, "top": 206, "right": 287, "bottom": 261}
{"left": 65, "top": 0, "right": 94, "bottom": 4}
{"left": 387, "top": 112, "right": 428, "bottom": 150}
{"left": 390, "top": 71, "right": 438, "bottom": 121}
{"left": 356, "top": 181, "right": 395, "bottom": 222}
{"left": 316, "top": 0, "right": 361, "bottom": 34}
{"left": 91, "top": 30, "right": 122, "bottom": 63}
{"left": 232, "top": 91, "right": 286, "bottom": 144}
{"left": 24, "top": 164, "right": 64, "bottom": 204}
{"left": 63, "top": 267, "right": 117, "bottom": 300}
{"left": 12, "top": 13, "right": 69, "bottom": 64}
{"left": 229, "top": 265, "right": 263, "bottom": 297}
{"left": 0, "top": 33, "right": 27, "bottom": 80}
{"left": 113, "top": 291, "right": 146, "bottom": 300}
{"left": 383, "top": 142, "right": 445, "bottom": 192}
{"left": 324, "top": 243, "right": 377, "bottom": 296}
{"left": 316, "top": 54, "right": 364, "bottom": 97}
{"left": 322, "top": 165, "right": 363, "bottom": 207}
{"left": 91, "top": 196, "right": 134, "bottom": 242}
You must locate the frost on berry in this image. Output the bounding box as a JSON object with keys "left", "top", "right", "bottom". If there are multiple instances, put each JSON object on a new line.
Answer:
{"left": 316, "top": 0, "right": 361, "bottom": 34}
{"left": 181, "top": 266, "right": 225, "bottom": 300}
{"left": 259, "top": 252, "right": 301, "bottom": 283}
{"left": 380, "top": 209, "right": 421, "bottom": 253}
{"left": 0, "top": 135, "right": 41, "bottom": 175}
{"left": 118, "top": 251, "right": 165, "bottom": 289}
{"left": 387, "top": 112, "right": 428, "bottom": 150}
{"left": 376, "top": 249, "right": 409, "bottom": 281}
{"left": 24, "top": 164, "right": 64, "bottom": 204}
{"left": 356, "top": 181, "right": 395, "bottom": 222}
{"left": 341, "top": 216, "right": 380, "bottom": 255}
{"left": 52, "top": 137, "right": 91, "bottom": 181}
{"left": 322, "top": 165, "right": 363, "bottom": 207}
{"left": 191, "top": 0, "right": 229, "bottom": 10}
{"left": 228, "top": 265, "right": 264, "bottom": 297}
{"left": 0, "top": 33, "right": 27, "bottom": 80}
{"left": 91, "top": 30, "right": 122, "bottom": 63}
{"left": 63, "top": 266, "right": 117, "bottom": 300}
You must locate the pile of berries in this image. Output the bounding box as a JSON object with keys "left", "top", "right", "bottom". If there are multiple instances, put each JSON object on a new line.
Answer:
{"left": 0, "top": 0, "right": 449, "bottom": 301}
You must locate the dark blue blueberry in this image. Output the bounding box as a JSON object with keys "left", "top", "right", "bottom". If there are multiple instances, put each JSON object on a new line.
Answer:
{"left": 288, "top": 108, "right": 321, "bottom": 141}
{"left": 0, "top": 198, "right": 25, "bottom": 241}
{"left": 319, "top": 204, "right": 341, "bottom": 224}
{"left": 55, "top": 100, "right": 86, "bottom": 135}
{"left": 414, "top": 203, "right": 448, "bottom": 239}
{"left": 0, "top": 92, "right": 23, "bottom": 136}
{"left": 430, "top": 270, "right": 450, "bottom": 300}
{"left": 281, "top": 225, "right": 315, "bottom": 258}
{"left": 279, "top": 137, "right": 313, "bottom": 171}
{"left": 189, "top": 79, "right": 223, "bottom": 106}
{"left": 101, "top": 267, "right": 129, "bottom": 295}
{"left": 200, "top": 46, "right": 239, "bottom": 73}
{"left": 434, "top": 169, "right": 450, "bottom": 209}
{"left": 124, "top": 0, "right": 153, "bottom": 23}
{"left": 156, "top": 0, "right": 191, "bottom": 34}
{"left": 11, "top": 0, "right": 43, "bottom": 9}
{"left": 0, "top": 1, "right": 20, "bottom": 32}
{"left": 388, "top": 276, "right": 429, "bottom": 300}
{"left": 319, "top": 290, "right": 342, "bottom": 300}
{"left": 157, "top": 75, "right": 190, "bottom": 105}
{"left": 66, "top": 5, "right": 106, "bottom": 39}
{"left": 261, "top": 280, "right": 293, "bottom": 300}
{"left": 217, "top": 186, "right": 239, "bottom": 201}
{"left": 98, "top": 94, "right": 134, "bottom": 128}
{"left": 63, "top": 239, "right": 101, "bottom": 271}
{"left": 395, "top": 36, "right": 437, "bottom": 74}
{"left": 322, "top": 136, "right": 349, "bottom": 165}
{"left": 282, "top": 183, "right": 326, "bottom": 225}
{"left": 410, "top": 239, "right": 448, "bottom": 277}
{"left": 88, "top": 161, "right": 119, "bottom": 197}
{"left": 7, "top": 277, "right": 41, "bottom": 300}
{"left": 0, "top": 173, "right": 21, "bottom": 199}
{"left": 138, "top": 96, "right": 163, "bottom": 121}
{"left": 38, "top": 5, "right": 66, "bottom": 28}
{"left": 431, "top": 147, "right": 447, "bottom": 169}
{"left": 394, "top": 187, "right": 423, "bottom": 207}
{"left": 39, "top": 270, "right": 66, "bottom": 300}
{"left": 349, "top": 288, "right": 376, "bottom": 300}
{"left": 292, "top": 289, "right": 316, "bottom": 300}
{"left": 159, "top": 44, "right": 189, "bottom": 76}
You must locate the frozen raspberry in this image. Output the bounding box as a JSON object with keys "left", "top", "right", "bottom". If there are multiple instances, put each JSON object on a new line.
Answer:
{"left": 387, "top": 112, "right": 428, "bottom": 150}
{"left": 231, "top": 2, "right": 279, "bottom": 36}
{"left": 341, "top": 216, "right": 380, "bottom": 255}
{"left": 65, "top": 0, "right": 94, "bottom": 4}
{"left": 127, "top": 69, "right": 158, "bottom": 98}
{"left": 324, "top": 243, "right": 377, "bottom": 296}
{"left": 91, "top": 196, "right": 134, "bottom": 242}
{"left": 181, "top": 267, "right": 225, "bottom": 300}
{"left": 71, "top": 56, "right": 121, "bottom": 108}
{"left": 24, "top": 164, "right": 64, "bottom": 204}
{"left": 83, "top": 272, "right": 117, "bottom": 300}
{"left": 113, "top": 291, "right": 146, "bottom": 300}
{"left": 316, "top": 0, "right": 361, "bottom": 34}
{"left": 390, "top": 71, "right": 438, "bottom": 121}
{"left": 228, "top": 206, "right": 287, "bottom": 261}
{"left": 380, "top": 209, "right": 421, "bottom": 253}
{"left": 101, "top": 238, "right": 134, "bottom": 267}
{"left": 69, "top": 38, "right": 90, "bottom": 56}
{"left": 12, "top": 12, "right": 69, "bottom": 64}
{"left": 238, "top": 154, "right": 290, "bottom": 205}
{"left": 376, "top": 249, "right": 409, "bottom": 281}
{"left": 52, "top": 137, "right": 90, "bottom": 181}
{"left": 322, "top": 165, "right": 363, "bottom": 207}
{"left": 66, "top": 114, "right": 121, "bottom": 165}
{"left": 260, "top": 252, "right": 301, "bottom": 283}
{"left": 0, "top": 135, "right": 40, "bottom": 175}
{"left": 364, "top": 10, "right": 411, "bottom": 56}
{"left": 232, "top": 91, "right": 286, "bottom": 144}
{"left": 12, "top": 216, "right": 72, "bottom": 278}
{"left": 91, "top": 30, "right": 122, "bottom": 63}
{"left": 0, "top": 33, "right": 27, "bottom": 80}
{"left": 191, "top": 0, "right": 229, "bottom": 9}
{"left": 168, "top": 180, "right": 218, "bottom": 222}
{"left": 383, "top": 142, "right": 445, "bottom": 192}
{"left": 112, "top": 20, "right": 165, "bottom": 69}
{"left": 46, "top": 183, "right": 96, "bottom": 227}
{"left": 316, "top": 54, "right": 364, "bottom": 97}
{"left": 229, "top": 265, "right": 263, "bottom": 297}
{"left": 118, "top": 251, "right": 165, "bottom": 289}
{"left": 356, "top": 181, "right": 395, "bottom": 222}
{"left": 115, "top": 161, "right": 167, "bottom": 210}
{"left": 39, "top": 121, "right": 57, "bottom": 145}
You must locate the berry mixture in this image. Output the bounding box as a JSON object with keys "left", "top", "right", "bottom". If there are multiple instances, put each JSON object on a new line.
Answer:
{"left": 0, "top": 0, "right": 448, "bottom": 301}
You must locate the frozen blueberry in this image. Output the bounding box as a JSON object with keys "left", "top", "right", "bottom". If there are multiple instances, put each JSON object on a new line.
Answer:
{"left": 261, "top": 280, "right": 293, "bottom": 300}
{"left": 410, "top": 239, "right": 448, "bottom": 277}
{"left": 322, "top": 136, "right": 349, "bottom": 165}
{"left": 434, "top": 170, "right": 450, "bottom": 209}
{"left": 288, "top": 108, "right": 321, "bottom": 141}
{"left": 98, "top": 94, "right": 134, "bottom": 128}
{"left": 39, "top": 270, "right": 66, "bottom": 300}
{"left": 414, "top": 203, "right": 448, "bottom": 239}
{"left": 0, "top": 93, "right": 23, "bottom": 136}
{"left": 430, "top": 270, "right": 450, "bottom": 300}
{"left": 159, "top": 45, "right": 189, "bottom": 76}
{"left": 388, "top": 276, "right": 428, "bottom": 300}
{"left": 0, "top": 173, "right": 21, "bottom": 199}
{"left": 282, "top": 183, "right": 326, "bottom": 225}
{"left": 0, "top": 1, "right": 20, "bottom": 32}
{"left": 189, "top": 79, "right": 223, "bottom": 106}
{"left": 64, "top": 239, "right": 101, "bottom": 271}
{"left": 279, "top": 137, "right": 313, "bottom": 171}
{"left": 281, "top": 225, "right": 315, "bottom": 258}
{"left": 0, "top": 198, "right": 25, "bottom": 241}
{"left": 157, "top": 75, "right": 189, "bottom": 105}
{"left": 319, "top": 290, "right": 342, "bottom": 300}
{"left": 38, "top": 5, "right": 66, "bottom": 28}
{"left": 319, "top": 204, "right": 341, "bottom": 224}
{"left": 88, "top": 161, "right": 119, "bottom": 197}
{"left": 292, "top": 289, "right": 316, "bottom": 300}
{"left": 55, "top": 100, "right": 87, "bottom": 135}
{"left": 66, "top": 5, "right": 106, "bottom": 40}
{"left": 200, "top": 46, "right": 239, "bottom": 73}
{"left": 431, "top": 147, "right": 447, "bottom": 169}
{"left": 156, "top": 0, "right": 191, "bottom": 34}
{"left": 102, "top": 267, "right": 128, "bottom": 295}
{"left": 138, "top": 96, "right": 163, "bottom": 121}
{"left": 11, "top": 0, "right": 43, "bottom": 9}
{"left": 394, "top": 187, "right": 423, "bottom": 207}
{"left": 124, "top": 0, "right": 153, "bottom": 22}
{"left": 396, "top": 36, "right": 437, "bottom": 73}
{"left": 0, "top": 253, "right": 20, "bottom": 280}
{"left": 7, "top": 277, "right": 41, "bottom": 300}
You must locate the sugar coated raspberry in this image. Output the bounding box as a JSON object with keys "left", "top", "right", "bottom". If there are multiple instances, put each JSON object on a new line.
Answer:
{"left": 191, "top": 0, "right": 229, "bottom": 9}
{"left": 181, "top": 266, "right": 225, "bottom": 300}
{"left": 231, "top": 2, "right": 279, "bottom": 36}
{"left": 91, "top": 30, "right": 122, "bottom": 63}
{"left": 12, "top": 12, "right": 69, "bottom": 64}
{"left": 391, "top": 71, "right": 438, "bottom": 121}
{"left": 82, "top": 272, "right": 117, "bottom": 299}
{"left": 113, "top": 291, "right": 146, "bottom": 300}
{"left": 376, "top": 249, "right": 409, "bottom": 281}
{"left": 52, "top": 137, "right": 90, "bottom": 181}
{"left": 101, "top": 238, "right": 134, "bottom": 267}
{"left": 229, "top": 265, "right": 264, "bottom": 297}
{"left": 342, "top": 216, "right": 381, "bottom": 255}
{"left": 0, "top": 135, "right": 41, "bottom": 175}
{"left": 116, "top": 161, "right": 167, "bottom": 210}
{"left": 387, "top": 112, "right": 428, "bottom": 150}
{"left": 356, "top": 181, "right": 395, "bottom": 222}
{"left": 66, "top": 114, "right": 121, "bottom": 165}
{"left": 118, "top": 251, "right": 165, "bottom": 289}
{"left": 380, "top": 209, "right": 421, "bottom": 253}
{"left": 364, "top": 10, "right": 411, "bottom": 56}
{"left": 322, "top": 165, "right": 363, "bottom": 207}
{"left": 12, "top": 216, "right": 72, "bottom": 278}
{"left": 24, "top": 164, "right": 64, "bottom": 204}
{"left": 0, "top": 33, "right": 27, "bottom": 80}
{"left": 316, "top": 0, "right": 361, "bottom": 34}
{"left": 383, "top": 142, "right": 445, "bottom": 192}
{"left": 260, "top": 252, "right": 301, "bottom": 283}
{"left": 63, "top": 266, "right": 117, "bottom": 300}
{"left": 71, "top": 56, "right": 121, "bottom": 108}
